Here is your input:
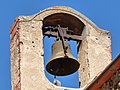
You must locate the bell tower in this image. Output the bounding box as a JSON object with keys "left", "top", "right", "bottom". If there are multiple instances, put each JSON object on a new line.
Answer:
{"left": 10, "top": 6, "right": 112, "bottom": 90}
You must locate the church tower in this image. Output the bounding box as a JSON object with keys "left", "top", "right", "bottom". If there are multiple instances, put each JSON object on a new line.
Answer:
{"left": 10, "top": 6, "right": 112, "bottom": 90}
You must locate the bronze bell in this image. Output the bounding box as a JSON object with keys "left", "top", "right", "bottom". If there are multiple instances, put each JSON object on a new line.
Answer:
{"left": 46, "top": 40, "right": 80, "bottom": 76}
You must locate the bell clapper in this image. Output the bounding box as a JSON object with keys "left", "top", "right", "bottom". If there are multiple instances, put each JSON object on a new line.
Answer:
{"left": 54, "top": 75, "right": 56, "bottom": 79}
{"left": 53, "top": 75, "right": 61, "bottom": 86}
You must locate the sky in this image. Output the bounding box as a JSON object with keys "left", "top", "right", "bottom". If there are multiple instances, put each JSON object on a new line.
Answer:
{"left": 0, "top": 0, "right": 120, "bottom": 90}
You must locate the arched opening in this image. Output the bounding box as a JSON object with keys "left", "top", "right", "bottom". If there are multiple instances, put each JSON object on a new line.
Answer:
{"left": 42, "top": 13, "right": 85, "bottom": 88}
{"left": 43, "top": 13, "right": 85, "bottom": 36}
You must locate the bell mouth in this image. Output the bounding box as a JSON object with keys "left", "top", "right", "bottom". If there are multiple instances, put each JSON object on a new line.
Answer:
{"left": 46, "top": 57, "right": 80, "bottom": 76}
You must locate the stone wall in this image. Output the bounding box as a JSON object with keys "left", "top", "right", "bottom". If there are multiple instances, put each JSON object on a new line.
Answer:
{"left": 10, "top": 18, "right": 21, "bottom": 90}
{"left": 78, "top": 25, "right": 112, "bottom": 87}
{"left": 10, "top": 6, "right": 112, "bottom": 90}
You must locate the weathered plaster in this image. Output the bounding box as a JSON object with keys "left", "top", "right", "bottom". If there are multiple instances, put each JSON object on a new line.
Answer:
{"left": 10, "top": 6, "right": 112, "bottom": 90}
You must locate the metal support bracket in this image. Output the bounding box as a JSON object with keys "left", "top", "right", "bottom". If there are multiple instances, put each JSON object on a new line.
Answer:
{"left": 43, "top": 25, "right": 82, "bottom": 41}
{"left": 43, "top": 25, "right": 82, "bottom": 57}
